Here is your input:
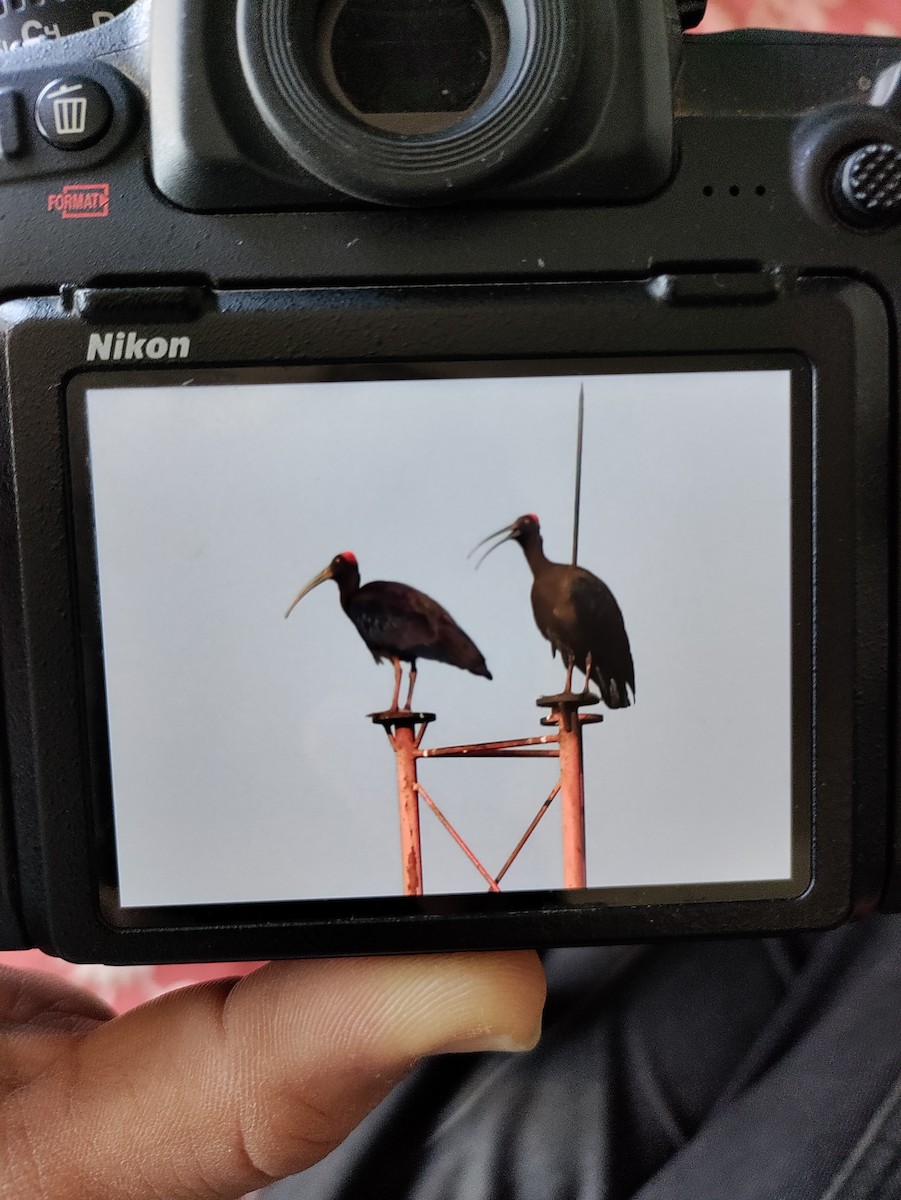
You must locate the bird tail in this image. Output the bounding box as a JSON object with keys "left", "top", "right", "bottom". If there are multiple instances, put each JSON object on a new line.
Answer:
{"left": 455, "top": 640, "right": 492, "bottom": 680}
{"left": 596, "top": 673, "right": 633, "bottom": 709}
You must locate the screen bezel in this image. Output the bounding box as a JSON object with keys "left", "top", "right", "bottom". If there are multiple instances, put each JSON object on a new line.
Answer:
{"left": 2, "top": 276, "right": 885, "bottom": 961}
{"left": 66, "top": 354, "right": 811, "bottom": 928}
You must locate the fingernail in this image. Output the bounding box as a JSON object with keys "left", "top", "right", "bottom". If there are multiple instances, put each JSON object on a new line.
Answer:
{"left": 432, "top": 1020, "right": 542, "bottom": 1055}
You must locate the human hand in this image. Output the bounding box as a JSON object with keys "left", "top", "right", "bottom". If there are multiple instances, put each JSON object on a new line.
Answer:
{"left": 0, "top": 951, "right": 545, "bottom": 1199}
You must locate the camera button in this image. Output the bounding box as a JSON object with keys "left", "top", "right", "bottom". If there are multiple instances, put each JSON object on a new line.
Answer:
{"left": 833, "top": 142, "right": 901, "bottom": 230}
{"left": 34, "top": 77, "right": 112, "bottom": 150}
{"left": 0, "top": 89, "right": 24, "bottom": 159}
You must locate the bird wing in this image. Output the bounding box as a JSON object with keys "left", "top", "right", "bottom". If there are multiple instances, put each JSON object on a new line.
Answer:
{"left": 566, "top": 569, "right": 621, "bottom": 627}
{"left": 353, "top": 582, "right": 490, "bottom": 677}
{"left": 569, "top": 569, "right": 636, "bottom": 702}
{"left": 350, "top": 583, "right": 434, "bottom": 660}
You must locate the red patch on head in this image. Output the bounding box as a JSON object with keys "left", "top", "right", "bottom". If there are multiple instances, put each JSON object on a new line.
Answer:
{"left": 340, "top": 551, "right": 357, "bottom": 565}
{"left": 528, "top": 513, "right": 539, "bottom": 524}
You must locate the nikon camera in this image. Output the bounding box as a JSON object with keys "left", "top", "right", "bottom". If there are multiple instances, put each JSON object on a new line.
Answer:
{"left": 0, "top": 0, "right": 900, "bottom": 964}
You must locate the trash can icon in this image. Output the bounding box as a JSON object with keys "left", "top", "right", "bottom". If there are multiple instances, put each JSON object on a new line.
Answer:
{"left": 52, "top": 93, "right": 88, "bottom": 137}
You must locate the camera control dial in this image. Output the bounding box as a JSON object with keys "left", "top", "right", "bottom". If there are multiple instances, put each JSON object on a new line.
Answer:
{"left": 0, "top": 1, "right": 133, "bottom": 54}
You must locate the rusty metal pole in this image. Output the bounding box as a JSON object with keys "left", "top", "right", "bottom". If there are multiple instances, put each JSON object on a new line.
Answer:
{"left": 556, "top": 703, "right": 587, "bottom": 889}
{"left": 393, "top": 721, "right": 423, "bottom": 895}
{"left": 540, "top": 696, "right": 600, "bottom": 888}
{"left": 372, "top": 712, "right": 434, "bottom": 896}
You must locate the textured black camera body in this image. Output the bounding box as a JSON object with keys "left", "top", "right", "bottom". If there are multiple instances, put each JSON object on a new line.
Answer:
{"left": 0, "top": 1, "right": 899, "bottom": 963}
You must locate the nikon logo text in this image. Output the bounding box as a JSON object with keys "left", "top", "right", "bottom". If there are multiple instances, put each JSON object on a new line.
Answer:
{"left": 87, "top": 331, "right": 192, "bottom": 362}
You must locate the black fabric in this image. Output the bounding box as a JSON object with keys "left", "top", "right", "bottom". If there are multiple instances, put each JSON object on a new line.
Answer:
{"left": 264, "top": 916, "right": 901, "bottom": 1200}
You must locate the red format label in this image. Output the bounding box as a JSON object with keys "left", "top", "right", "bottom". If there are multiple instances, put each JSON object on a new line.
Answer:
{"left": 47, "top": 182, "right": 110, "bottom": 220}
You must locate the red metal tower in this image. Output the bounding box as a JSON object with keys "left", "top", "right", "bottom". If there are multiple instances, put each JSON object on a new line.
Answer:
{"left": 372, "top": 691, "right": 601, "bottom": 894}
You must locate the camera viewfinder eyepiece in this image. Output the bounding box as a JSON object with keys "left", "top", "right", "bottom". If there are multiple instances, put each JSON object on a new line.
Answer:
{"left": 318, "top": 0, "right": 510, "bottom": 136}
{"left": 237, "top": 0, "right": 582, "bottom": 205}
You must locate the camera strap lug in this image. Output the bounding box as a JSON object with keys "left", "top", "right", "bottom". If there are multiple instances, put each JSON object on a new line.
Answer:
{"left": 67, "top": 285, "right": 212, "bottom": 324}
{"left": 647, "top": 269, "right": 790, "bottom": 306}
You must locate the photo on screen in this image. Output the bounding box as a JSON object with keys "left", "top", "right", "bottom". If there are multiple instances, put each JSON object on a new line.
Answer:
{"left": 73, "top": 363, "right": 795, "bottom": 909}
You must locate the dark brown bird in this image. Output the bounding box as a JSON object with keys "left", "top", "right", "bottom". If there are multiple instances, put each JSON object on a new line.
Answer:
{"left": 285, "top": 551, "right": 492, "bottom": 711}
{"left": 472, "top": 514, "right": 635, "bottom": 708}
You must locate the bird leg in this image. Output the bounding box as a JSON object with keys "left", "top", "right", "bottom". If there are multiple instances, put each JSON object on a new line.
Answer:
{"left": 583, "top": 652, "right": 593, "bottom": 695}
{"left": 565, "top": 656, "right": 574, "bottom": 695}
{"left": 404, "top": 662, "right": 418, "bottom": 711}
{"left": 390, "top": 658, "right": 402, "bottom": 712}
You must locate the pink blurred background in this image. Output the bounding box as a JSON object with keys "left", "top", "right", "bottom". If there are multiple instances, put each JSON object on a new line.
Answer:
{"left": 2, "top": 0, "right": 898, "bottom": 1015}
{"left": 702, "top": 0, "right": 898, "bottom": 35}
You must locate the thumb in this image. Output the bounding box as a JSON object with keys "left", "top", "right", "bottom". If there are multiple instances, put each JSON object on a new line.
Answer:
{"left": 3, "top": 951, "right": 545, "bottom": 1200}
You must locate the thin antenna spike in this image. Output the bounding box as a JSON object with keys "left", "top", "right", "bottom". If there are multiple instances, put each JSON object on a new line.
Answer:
{"left": 572, "top": 384, "right": 585, "bottom": 566}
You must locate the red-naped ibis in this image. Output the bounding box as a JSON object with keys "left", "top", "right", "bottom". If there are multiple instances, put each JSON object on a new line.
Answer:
{"left": 472, "top": 514, "right": 635, "bottom": 708}
{"left": 285, "top": 551, "right": 492, "bottom": 711}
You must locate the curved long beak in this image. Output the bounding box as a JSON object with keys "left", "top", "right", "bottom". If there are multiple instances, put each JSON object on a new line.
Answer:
{"left": 468, "top": 522, "right": 517, "bottom": 570}
{"left": 284, "top": 564, "right": 334, "bottom": 619}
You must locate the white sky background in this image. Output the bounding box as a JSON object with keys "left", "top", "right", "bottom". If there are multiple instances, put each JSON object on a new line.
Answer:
{"left": 85, "top": 369, "right": 793, "bottom": 907}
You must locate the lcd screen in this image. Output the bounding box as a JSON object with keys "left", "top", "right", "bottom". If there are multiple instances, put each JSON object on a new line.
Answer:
{"left": 73, "top": 362, "right": 797, "bottom": 911}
